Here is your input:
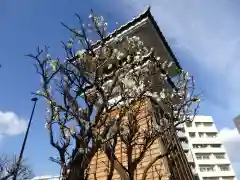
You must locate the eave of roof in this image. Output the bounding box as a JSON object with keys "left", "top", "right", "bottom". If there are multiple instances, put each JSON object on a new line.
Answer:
{"left": 93, "top": 7, "right": 182, "bottom": 70}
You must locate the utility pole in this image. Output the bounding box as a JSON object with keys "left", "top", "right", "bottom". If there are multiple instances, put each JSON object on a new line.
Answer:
{"left": 12, "top": 97, "right": 38, "bottom": 180}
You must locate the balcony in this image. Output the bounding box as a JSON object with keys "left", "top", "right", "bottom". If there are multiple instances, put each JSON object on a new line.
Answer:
{"left": 187, "top": 127, "right": 218, "bottom": 133}
{"left": 181, "top": 142, "right": 189, "bottom": 150}
{"left": 191, "top": 168, "right": 197, "bottom": 175}
{"left": 196, "top": 157, "right": 230, "bottom": 165}
{"left": 200, "top": 169, "right": 236, "bottom": 178}
{"left": 190, "top": 137, "right": 221, "bottom": 144}
{"left": 192, "top": 147, "right": 225, "bottom": 153}
{"left": 176, "top": 123, "right": 184, "bottom": 129}
{"left": 177, "top": 131, "right": 186, "bottom": 139}
{"left": 185, "top": 152, "right": 194, "bottom": 163}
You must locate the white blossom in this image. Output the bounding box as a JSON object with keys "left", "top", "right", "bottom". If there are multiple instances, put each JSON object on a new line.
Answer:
{"left": 134, "top": 55, "right": 140, "bottom": 61}
{"left": 36, "top": 90, "right": 41, "bottom": 94}
{"left": 173, "top": 111, "right": 178, "bottom": 116}
{"left": 168, "top": 61, "right": 173, "bottom": 68}
{"left": 161, "top": 61, "right": 167, "bottom": 69}
{"left": 160, "top": 91, "right": 166, "bottom": 99}
{"left": 84, "top": 121, "right": 90, "bottom": 131}
{"left": 116, "top": 52, "right": 124, "bottom": 60}
{"left": 64, "top": 128, "right": 70, "bottom": 138}
{"left": 127, "top": 55, "right": 131, "bottom": 62}
{"left": 45, "top": 122, "right": 50, "bottom": 130}
{"left": 46, "top": 53, "right": 51, "bottom": 60}
{"left": 134, "top": 66, "right": 141, "bottom": 71}
{"left": 114, "top": 37, "right": 120, "bottom": 42}
{"left": 152, "top": 92, "right": 158, "bottom": 98}
{"left": 50, "top": 60, "right": 59, "bottom": 72}
{"left": 108, "top": 64, "right": 112, "bottom": 69}
{"left": 78, "top": 148, "right": 85, "bottom": 154}
{"left": 123, "top": 79, "right": 135, "bottom": 89}
{"left": 46, "top": 108, "right": 50, "bottom": 113}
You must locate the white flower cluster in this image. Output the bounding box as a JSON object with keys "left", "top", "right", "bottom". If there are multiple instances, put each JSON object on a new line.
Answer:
{"left": 94, "top": 35, "right": 179, "bottom": 108}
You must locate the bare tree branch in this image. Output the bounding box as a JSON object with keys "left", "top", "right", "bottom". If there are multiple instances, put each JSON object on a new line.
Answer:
{"left": 0, "top": 154, "right": 34, "bottom": 180}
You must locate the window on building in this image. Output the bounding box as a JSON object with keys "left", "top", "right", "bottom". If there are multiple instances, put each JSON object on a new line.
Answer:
{"left": 203, "top": 178, "right": 219, "bottom": 180}
{"left": 186, "top": 122, "right": 192, "bottom": 127}
{"left": 203, "top": 122, "right": 213, "bottom": 127}
{"left": 196, "top": 153, "right": 210, "bottom": 160}
{"left": 199, "top": 165, "right": 215, "bottom": 172}
{"left": 214, "top": 153, "right": 225, "bottom": 159}
{"left": 193, "top": 144, "right": 207, "bottom": 148}
{"left": 206, "top": 132, "right": 217, "bottom": 138}
{"left": 199, "top": 132, "right": 204, "bottom": 137}
{"left": 219, "top": 165, "right": 230, "bottom": 171}
{"left": 195, "top": 122, "right": 201, "bottom": 127}
{"left": 210, "top": 144, "right": 221, "bottom": 148}
{"left": 222, "top": 177, "right": 234, "bottom": 180}
{"left": 189, "top": 132, "right": 196, "bottom": 138}
{"left": 194, "top": 176, "right": 200, "bottom": 180}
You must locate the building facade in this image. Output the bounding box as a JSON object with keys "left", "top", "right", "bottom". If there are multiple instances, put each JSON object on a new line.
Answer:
{"left": 87, "top": 7, "right": 195, "bottom": 180}
{"left": 89, "top": 99, "right": 195, "bottom": 180}
{"left": 177, "top": 116, "right": 237, "bottom": 180}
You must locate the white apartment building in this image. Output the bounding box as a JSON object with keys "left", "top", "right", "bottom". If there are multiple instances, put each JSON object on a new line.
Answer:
{"left": 177, "top": 116, "right": 237, "bottom": 180}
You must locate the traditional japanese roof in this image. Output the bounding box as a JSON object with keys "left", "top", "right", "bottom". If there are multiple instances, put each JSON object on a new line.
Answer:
{"left": 93, "top": 7, "right": 181, "bottom": 70}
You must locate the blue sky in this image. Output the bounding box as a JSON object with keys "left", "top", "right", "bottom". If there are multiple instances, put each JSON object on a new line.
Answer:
{"left": 0, "top": 0, "right": 240, "bottom": 178}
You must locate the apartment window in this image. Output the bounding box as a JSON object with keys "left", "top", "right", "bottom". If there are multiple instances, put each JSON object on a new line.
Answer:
{"left": 193, "top": 144, "right": 207, "bottom": 148}
{"left": 203, "top": 178, "right": 219, "bottom": 180}
{"left": 206, "top": 132, "right": 217, "bottom": 138}
{"left": 177, "top": 129, "right": 185, "bottom": 134}
{"left": 219, "top": 165, "right": 230, "bottom": 171}
{"left": 190, "top": 164, "right": 196, "bottom": 169}
{"left": 182, "top": 139, "right": 188, "bottom": 145}
{"left": 203, "top": 122, "right": 213, "bottom": 127}
{"left": 189, "top": 132, "right": 196, "bottom": 138}
{"left": 196, "top": 153, "right": 210, "bottom": 160}
{"left": 194, "top": 176, "right": 200, "bottom": 180}
{"left": 186, "top": 122, "right": 192, "bottom": 127}
{"left": 222, "top": 177, "right": 234, "bottom": 180}
{"left": 199, "top": 165, "right": 215, "bottom": 172}
{"left": 195, "top": 122, "right": 201, "bottom": 127}
{"left": 199, "top": 132, "right": 204, "bottom": 137}
{"left": 214, "top": 153, "right": 225, "bottom": 159}
{"left": 210, "top": 144, "right": 221, "bottom": 148}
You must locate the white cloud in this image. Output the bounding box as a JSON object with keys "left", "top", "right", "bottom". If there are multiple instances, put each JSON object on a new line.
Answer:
{"left": 124, "top": 0, "right": 240, "bottom": 70}
{"left": 122, "top": 0, "right": 240, "bottom": 109}
{"left": 219, "top": 128, "right": 240, "bottom": 177}
{"left": 0, "top": 111, "right": 27, "bottom": 137}
{"left": 219, "top": 128, "right": 240, "bottom": 162}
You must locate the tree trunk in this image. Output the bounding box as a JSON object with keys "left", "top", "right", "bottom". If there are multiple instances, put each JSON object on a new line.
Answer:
{"left": 61, "top": 165, "right": 85, "bottom": 180}
{"left": 128, "top": 167, "right": 135, "bottom": 180}
{"left": 128, "top": 146, "right": 134, "bottom": 180}
{"left": 103, "top": 143, "right": 129, "bottom": 180}
{"left": 68, "top": 166, "right": 85, "bottom": 180}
